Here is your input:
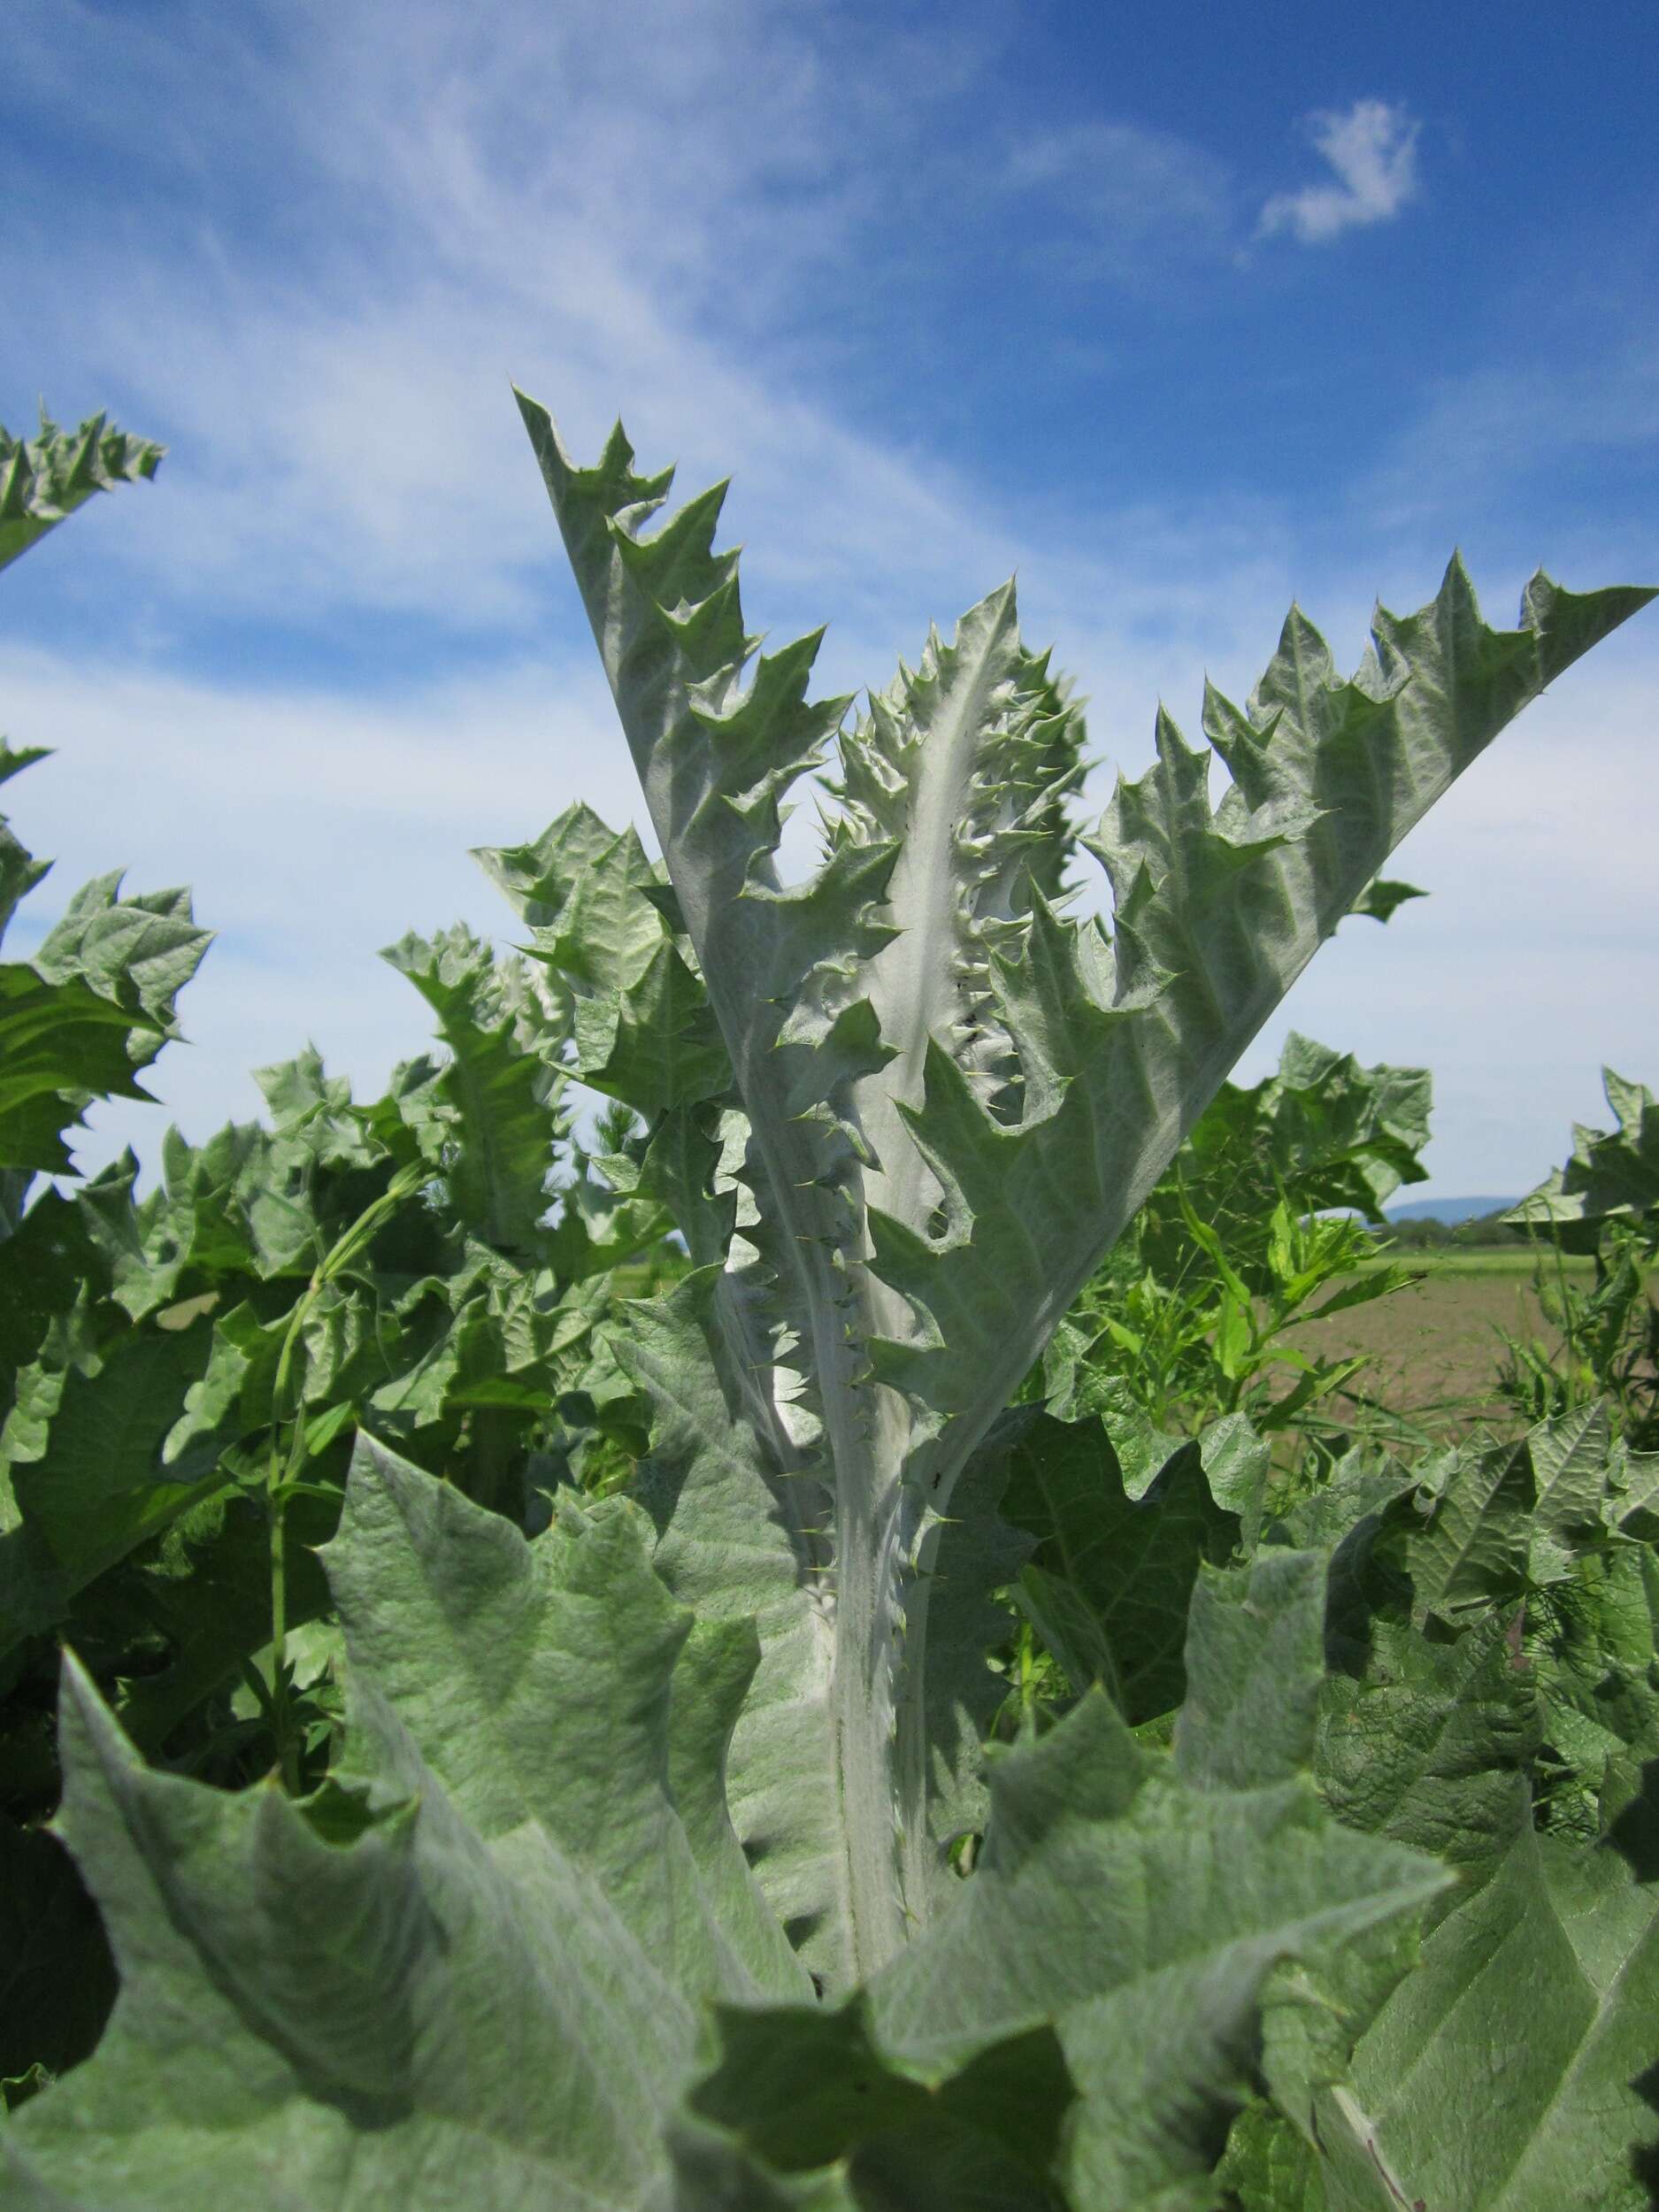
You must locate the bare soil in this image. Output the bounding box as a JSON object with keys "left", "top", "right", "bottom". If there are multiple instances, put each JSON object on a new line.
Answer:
{"left": 1287, "top": 1256, "right": 1582, "bottom": 1440}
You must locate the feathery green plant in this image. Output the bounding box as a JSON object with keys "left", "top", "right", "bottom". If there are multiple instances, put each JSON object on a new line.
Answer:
{"left": 1028, "top": 1031, "right": 1432, "bottom": 1454}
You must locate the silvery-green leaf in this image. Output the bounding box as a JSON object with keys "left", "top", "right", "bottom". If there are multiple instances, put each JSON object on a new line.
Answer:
{"left": 869, "top": 1694, "right": 1448, "bottom": 2212}
{"left": 1316, "top": 1826, "right": 1659, "bottom": 2210}
{"left": 619, "top": 1272, "right": 841, "bottom": 1980}
{"left": 1174, "top": 1548, "right": 1329, "bottom": 1793}
{"left": 326, "top": 1436, "right": 802, "bottom": 2004}
{"left": 5, "top": 1655, "right": 694, "bottom": 2209}
{"left": 4, "top": 1440, "right": 803, "bottom": 2208}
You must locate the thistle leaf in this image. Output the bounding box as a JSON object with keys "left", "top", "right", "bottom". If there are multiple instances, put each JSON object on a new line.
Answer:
{"left": 1506, "top": 1067, "right": 1659, "bottom": 1240}
{"left": 1316, "top": 1825, "right": 1659, "bottom": 2209}
{"left": 4, "top": 1441, "right": 799, "bottom": 2207}
{"left": 382, "top": 925, "right": 568, "bottom": 1256}
{"left": 870, "top": 1690, "right": 1448, "bottom": 2209}
{"left": 0, "top": 409, "right": 163, "bottom": 574}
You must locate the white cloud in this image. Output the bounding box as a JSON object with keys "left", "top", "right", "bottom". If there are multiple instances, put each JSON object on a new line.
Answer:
{"left": 6, "top": 0, "right": 957, "bottom": 634}
{"left": 0, "top": 642, "right": 642, "bottom": 1156}
{"left": 1259, "top": 98, "right": 1420, "bottom": 245}
{"left": 8, "top": 2, "right": 1284, "bottom": 657}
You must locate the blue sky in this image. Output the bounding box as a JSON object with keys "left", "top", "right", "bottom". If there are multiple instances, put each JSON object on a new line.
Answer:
{"left": 4, "top": 0, "right": 1656, "bottom": 1195}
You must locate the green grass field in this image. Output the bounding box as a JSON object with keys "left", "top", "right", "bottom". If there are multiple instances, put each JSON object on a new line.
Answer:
{"left": 1362, "top": 1244, "right": 1594, "bottom": 1278}
{"left": 1391, "top": 1246, "right": 1591, "bottom": 1275}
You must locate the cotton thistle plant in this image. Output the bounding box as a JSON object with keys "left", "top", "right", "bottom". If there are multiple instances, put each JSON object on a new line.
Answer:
{"left": 6, "top": 394, "right": 1652, "bottom": 2210}
{"left": 505, "top": 393, "right": 1649, "bottom": 1987}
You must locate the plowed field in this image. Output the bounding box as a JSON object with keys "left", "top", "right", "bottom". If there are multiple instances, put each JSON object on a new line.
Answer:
{"left": 1293, "top": 1252, "right": 1599, "bottom": 1438}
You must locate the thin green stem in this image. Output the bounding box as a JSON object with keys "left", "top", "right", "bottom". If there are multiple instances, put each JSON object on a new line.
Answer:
{"left": 265, "top": 1160, "right": 426, "bottom": 1793}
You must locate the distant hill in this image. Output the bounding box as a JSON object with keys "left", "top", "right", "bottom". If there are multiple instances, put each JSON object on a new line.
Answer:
{"left": 1385, "top": 1194, "right": 1520, "bottom": 1225}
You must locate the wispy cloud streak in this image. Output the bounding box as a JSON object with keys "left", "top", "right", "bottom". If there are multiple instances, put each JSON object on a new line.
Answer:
{"left": 1259, "top": 98, "right": 1420, "bottom": 244}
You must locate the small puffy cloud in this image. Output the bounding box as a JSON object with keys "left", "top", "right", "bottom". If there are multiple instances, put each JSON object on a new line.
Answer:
{"left": 1259, "top": 98, "right": 1420, "bottom": 245}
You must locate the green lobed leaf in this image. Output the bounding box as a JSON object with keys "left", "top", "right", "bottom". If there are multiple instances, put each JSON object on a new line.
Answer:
{"left": 1317, "top": 1824, "right": 1659, "bottom": 2210}
{"left": 0, "top": 762, "right": 209, "bottom": 1171}
{"left": 1316, "top": 1611, "right": 1540, "bottom": 1903}
{"left": 0, "top": 966, "right": 171, "bottom": 1173}
{"left": 1216, "top": 2102, "right": 1325, "bottom": 2210}
{"left": 0, "top": 749, "right": 53, "bottom": 952}
{"left": 869, "top": 1686, "right": 1448, "bottom": 2210}
{"left": 4, "top": 1440, "right": 797, "bottom": 2208}
{"left": 1530, "top": 1540, "right": 1659, "bottom": 1833}
{"left": 682, "top": 2000, "right": 1074, "bottom": 2208}
{"left": 0, "top": 409, "right": 163, "bottom": 574}
{"left": 0, "top": 1321, "right": 227, "bottom": 1658}
{"left": 31, "top": 872, "right": 211, "bottom": 1045}
{"left": 382, "top": 925, "right": 568, "bottom": 1256}
{"left": 1345, "top": 874, "right": 1427, "bottom": 925}
{"left": 1506, "top": 1067, "right": 1659, "bottom": 1243}
{"left": 1403, "top": 1431, "right": 1535, "bottom": 1628}
{"left": 1000, "top": 1413, "right": 1242, "bottom": 1728}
